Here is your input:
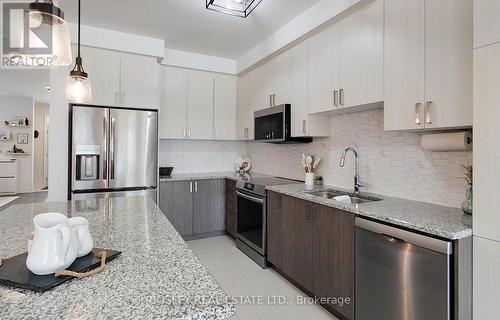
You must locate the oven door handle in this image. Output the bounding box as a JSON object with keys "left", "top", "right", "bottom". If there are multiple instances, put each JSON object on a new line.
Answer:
{"left": 236, "top": 191, "right": 265, "bottom": 204}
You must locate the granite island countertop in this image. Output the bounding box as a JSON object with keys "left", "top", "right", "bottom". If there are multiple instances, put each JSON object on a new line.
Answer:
{"left": 266, "top": 184, "right": 472, "bottom": 240}
{"left": 0, "top": 197, "right": 235, "bottom": 320}
{"left": 159, "top": 171, "right": 274, "bottom": 182}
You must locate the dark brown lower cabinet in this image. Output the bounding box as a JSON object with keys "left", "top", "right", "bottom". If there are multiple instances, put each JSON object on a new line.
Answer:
{"left": 266, "top": 191, "right": 355, "bottom": 320}
{"left": 225, "top": 179, "right": 237, "bottom": 237}
{"left": 282, "top": 195, "right": 314, "bottom": 292}
{"left": 267, "top": 191, "right": 283, "bottom": 269}
{"left": 312, "top": 204, "right": 355, "bottom": 319}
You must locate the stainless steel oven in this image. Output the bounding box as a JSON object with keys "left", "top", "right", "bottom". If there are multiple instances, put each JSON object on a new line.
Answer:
{"left": 236, "top": 189, "right": 266, "bottom": 263}
{"left": 235, "top": 177, "right": 300, "bottom": 268}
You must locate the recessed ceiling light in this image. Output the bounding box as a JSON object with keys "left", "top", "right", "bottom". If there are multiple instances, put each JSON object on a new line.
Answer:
{"left": 206, "top": 0, "right": 263, "bottom": 18}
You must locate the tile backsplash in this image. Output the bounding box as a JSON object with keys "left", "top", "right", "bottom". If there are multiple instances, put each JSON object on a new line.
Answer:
{"left": 159, "top": 140, "right": 246, "bottom": 174}
{"left": 160, "top": 109, "right": 471, "bottom": 208}
{"left": 246, "top": 109, "right": 472, "bottom": 208}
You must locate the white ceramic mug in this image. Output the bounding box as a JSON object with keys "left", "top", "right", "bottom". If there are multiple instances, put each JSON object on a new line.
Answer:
{"left": 26, "top": 213, "right": 79, "bottom": 275}
{"left": 69, "top": 217, "right": 94, "bottom": 257}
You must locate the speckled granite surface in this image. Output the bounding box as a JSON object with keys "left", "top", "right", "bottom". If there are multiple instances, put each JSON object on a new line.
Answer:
{"left": 266, "top": 184, "right": 472, "bottom": 240}
{"left": 0, "top": 197, "right": 235, "bottom": 320}
{"left": 159, "top": 171, "right": 273, "bottom": 182}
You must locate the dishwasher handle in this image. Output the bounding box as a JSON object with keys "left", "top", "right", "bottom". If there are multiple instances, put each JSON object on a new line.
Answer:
{"left": 355, "top": 218, "right": 452, "bottom": 255}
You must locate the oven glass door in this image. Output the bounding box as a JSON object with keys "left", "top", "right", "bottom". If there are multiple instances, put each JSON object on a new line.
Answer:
{"left": 237, "top": 191, "right": 266, "bottom": 255}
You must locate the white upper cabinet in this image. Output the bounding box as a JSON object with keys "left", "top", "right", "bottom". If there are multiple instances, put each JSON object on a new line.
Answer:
{"left": 474, "top": 0, "right": 500, "bottom": 48}
{"left": 160, "top": 66, "right": 237, "bottom": 140}
{"left": 214, "top": 74, "right": 237, "bottom": 140}
{"left": 384, "top": 0, "right": 425, "bottom": 130}
{"left": 307, "top": 24, "right": 340, "bottom": 114}
{"left": 186, "top": 70, "right": 214, "bottom": 140}
{"left": 307, "top": 0, "right": 383, "bottom": 114}
{"left": 424, "top": 0, "right": 472, "bottom": 129}
{"left": 79, "top": 46, "right": 159, "bottom": 109}
{"left": 267, "top": 51, "right": 291, "bottom": 106}
{"left": 384, "top": 0, "right": 472, "bottom": 131}
{"left": 290, "top": 42, "right": 309, "bottom": 137}
{"left": 290, "top": 42, "right": 330, "bottom": 137}
{"left": 120, "top": 52, "right": 160, "bottom": 109}
{"left": 160, "top": 66, "right": 187, "bottom": 139}
{"left": 237, "top": 67, "right": 259, "bottom": 140}
{"left": 80, "top": 46, "right": 120, "bottom": 107}
{"left": 339, "top": 0, "right": 383, "bottom": 109}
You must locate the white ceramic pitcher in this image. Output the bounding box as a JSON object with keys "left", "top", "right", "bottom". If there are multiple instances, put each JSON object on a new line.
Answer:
{"left": 69, "top": 217, "right": 94, "bottom": 257}
{"left": 26, "top": 213, "right": 79, "bottom": 275}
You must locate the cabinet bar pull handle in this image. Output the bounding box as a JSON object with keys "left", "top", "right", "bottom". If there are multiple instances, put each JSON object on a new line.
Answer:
{"left": 195, "top": 181, "right": 198, "bottom": 192}
{"left": 333, "top": 90, "right": 338, "bottom": 107}
{"left": 425, "top": 101, "right": 433, "bottom": 124}
{"left": 189, "top": 182, "right": 193, "bottom": 193}
{"left": 269, "top": 94, "right": 273, "bottom": 107}
{"left": 302, "top": 119, "right": 307, "bottom": 134}
{"left": 187, "top": 128, "right": 191, "bottom": 138}
{"left": 415, "top": 103, "right": 422, "bottom": 125}
{"left": 339, "top": 89, "right": 344, "bottom": 106}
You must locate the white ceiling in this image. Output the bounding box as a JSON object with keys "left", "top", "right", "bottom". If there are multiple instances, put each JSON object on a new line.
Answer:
{"left": 60, "top": 0, "right": 320, "bottom": 59}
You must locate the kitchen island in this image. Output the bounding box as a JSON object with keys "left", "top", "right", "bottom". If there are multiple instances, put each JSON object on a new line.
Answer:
{"left": 0, "top": 197, "right": 235, "bottom": 320}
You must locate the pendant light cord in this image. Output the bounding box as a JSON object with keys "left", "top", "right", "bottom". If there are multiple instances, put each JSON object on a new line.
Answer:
{"left": 77, "top": 0, "right": 81, "bottom": 58}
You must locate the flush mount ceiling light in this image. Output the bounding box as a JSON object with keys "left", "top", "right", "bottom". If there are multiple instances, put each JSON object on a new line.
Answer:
{"left": 206, "top": 0, "right": 263, "bottom": 18}
{"left": 28, "top": 0, "right": 72, "bottom": 66}
{"left": 65, "top": 0, "right": 92, "bottom": 103}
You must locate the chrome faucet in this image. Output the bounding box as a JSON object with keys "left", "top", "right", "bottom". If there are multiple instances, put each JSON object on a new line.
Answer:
{"left": 340, "top": 147, "right": 363, "bottom": 193}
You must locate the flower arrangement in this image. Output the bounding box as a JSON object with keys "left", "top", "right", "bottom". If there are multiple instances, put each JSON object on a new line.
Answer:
{"left": 463, "top": 164, "right": 473, "bottom": 185}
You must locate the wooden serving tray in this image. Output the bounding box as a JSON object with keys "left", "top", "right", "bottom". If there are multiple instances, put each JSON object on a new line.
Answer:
{"left": 0, "top": 248, "right": 121, "bottom": 292}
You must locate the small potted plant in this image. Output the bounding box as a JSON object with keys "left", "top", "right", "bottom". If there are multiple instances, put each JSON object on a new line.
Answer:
{"left": 461, "top": 164, "right": 473, "bottom": 215}
{"left": 314, "top": 175, "right": 323, "bottom": 186}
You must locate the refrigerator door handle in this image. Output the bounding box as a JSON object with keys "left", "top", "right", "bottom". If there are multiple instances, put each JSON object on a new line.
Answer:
{"left": 110, "top": 117, "right": 116, "bottom": 180}
{"left": 103, "top": 116, "right": 108, "bottom": 181}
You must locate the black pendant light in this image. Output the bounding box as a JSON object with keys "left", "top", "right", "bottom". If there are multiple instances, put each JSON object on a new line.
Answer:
{"left": 65, "top": 0, "right": 92, "bottom": 103}
{"left": 28, "top": 0, "right": 72, "bottom": 66}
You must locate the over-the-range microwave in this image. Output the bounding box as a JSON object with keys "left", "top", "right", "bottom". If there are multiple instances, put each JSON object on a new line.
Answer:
{"left": 254, "top": 104, "right": 312, "bottom": 144}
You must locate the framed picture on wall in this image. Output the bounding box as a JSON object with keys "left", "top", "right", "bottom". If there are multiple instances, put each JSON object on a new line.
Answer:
{"left": 17, "top": 133, "right": 28, "bottom": 144}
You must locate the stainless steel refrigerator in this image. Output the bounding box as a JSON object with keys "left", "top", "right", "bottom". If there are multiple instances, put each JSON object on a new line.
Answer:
{"left": 70, "top": 105, "right": 158, "bottom": 201}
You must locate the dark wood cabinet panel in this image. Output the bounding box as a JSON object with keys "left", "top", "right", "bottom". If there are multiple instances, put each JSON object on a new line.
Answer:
{"left": 159, "top": 180, "right": 193, "bottom": 236}
{"left": 312, "top": 205, "right": 355, "bottom": 319}
{"left": 225, "top": 179, "right": 237, "bottom": 237}
{"left": 267, "top": 191, "right": 284, "bottom": 269}
{"left": 193, "top": 179, "right": 225, "bottom": 234}
{"left": 266, "top": 192, "right": 356, "bottom": 320}
{"left": 282, "top": 195, "right": 313, "bottom": 292}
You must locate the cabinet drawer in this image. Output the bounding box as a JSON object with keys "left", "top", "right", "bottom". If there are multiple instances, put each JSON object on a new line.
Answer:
{"left": 0, "top": 160, "right": 17, "bottom": 177}
{"left": 0, "top": 177, "right": 18, "bottom": 193}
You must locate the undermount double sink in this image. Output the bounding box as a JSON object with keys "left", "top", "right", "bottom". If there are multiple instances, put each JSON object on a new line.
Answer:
{"left": 308, "top": 189, "right": 382, "bottom": 204}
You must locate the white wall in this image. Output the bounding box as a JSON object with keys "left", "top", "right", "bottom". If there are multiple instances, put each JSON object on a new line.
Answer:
{"left": 247, "top": 109, "right": 472, "bottom": 208}
{"left": 159, "top": 140, "right": 246, "bottom": 174}
{"left": 0, "top": 95, "right": 34, "bottom": 193}
{"left": 33, "top": 102, "right": 49, "bottom": 190}
{"left": 48, "top": 68, "right": 68, "bottom": 201}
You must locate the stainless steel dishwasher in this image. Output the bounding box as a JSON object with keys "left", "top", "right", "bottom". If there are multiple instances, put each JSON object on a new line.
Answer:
{"left": 355, "top": 218, "right": 453, "bottom": 320}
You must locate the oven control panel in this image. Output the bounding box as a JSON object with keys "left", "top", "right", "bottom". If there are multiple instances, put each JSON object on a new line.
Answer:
{"left": 244, "top": 183, "right": 255, "bottom": 191}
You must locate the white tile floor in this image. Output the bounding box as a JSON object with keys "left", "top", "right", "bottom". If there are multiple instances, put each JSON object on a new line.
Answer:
{"left": 188, "top": 236, "right": 338, "bottom": 320}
